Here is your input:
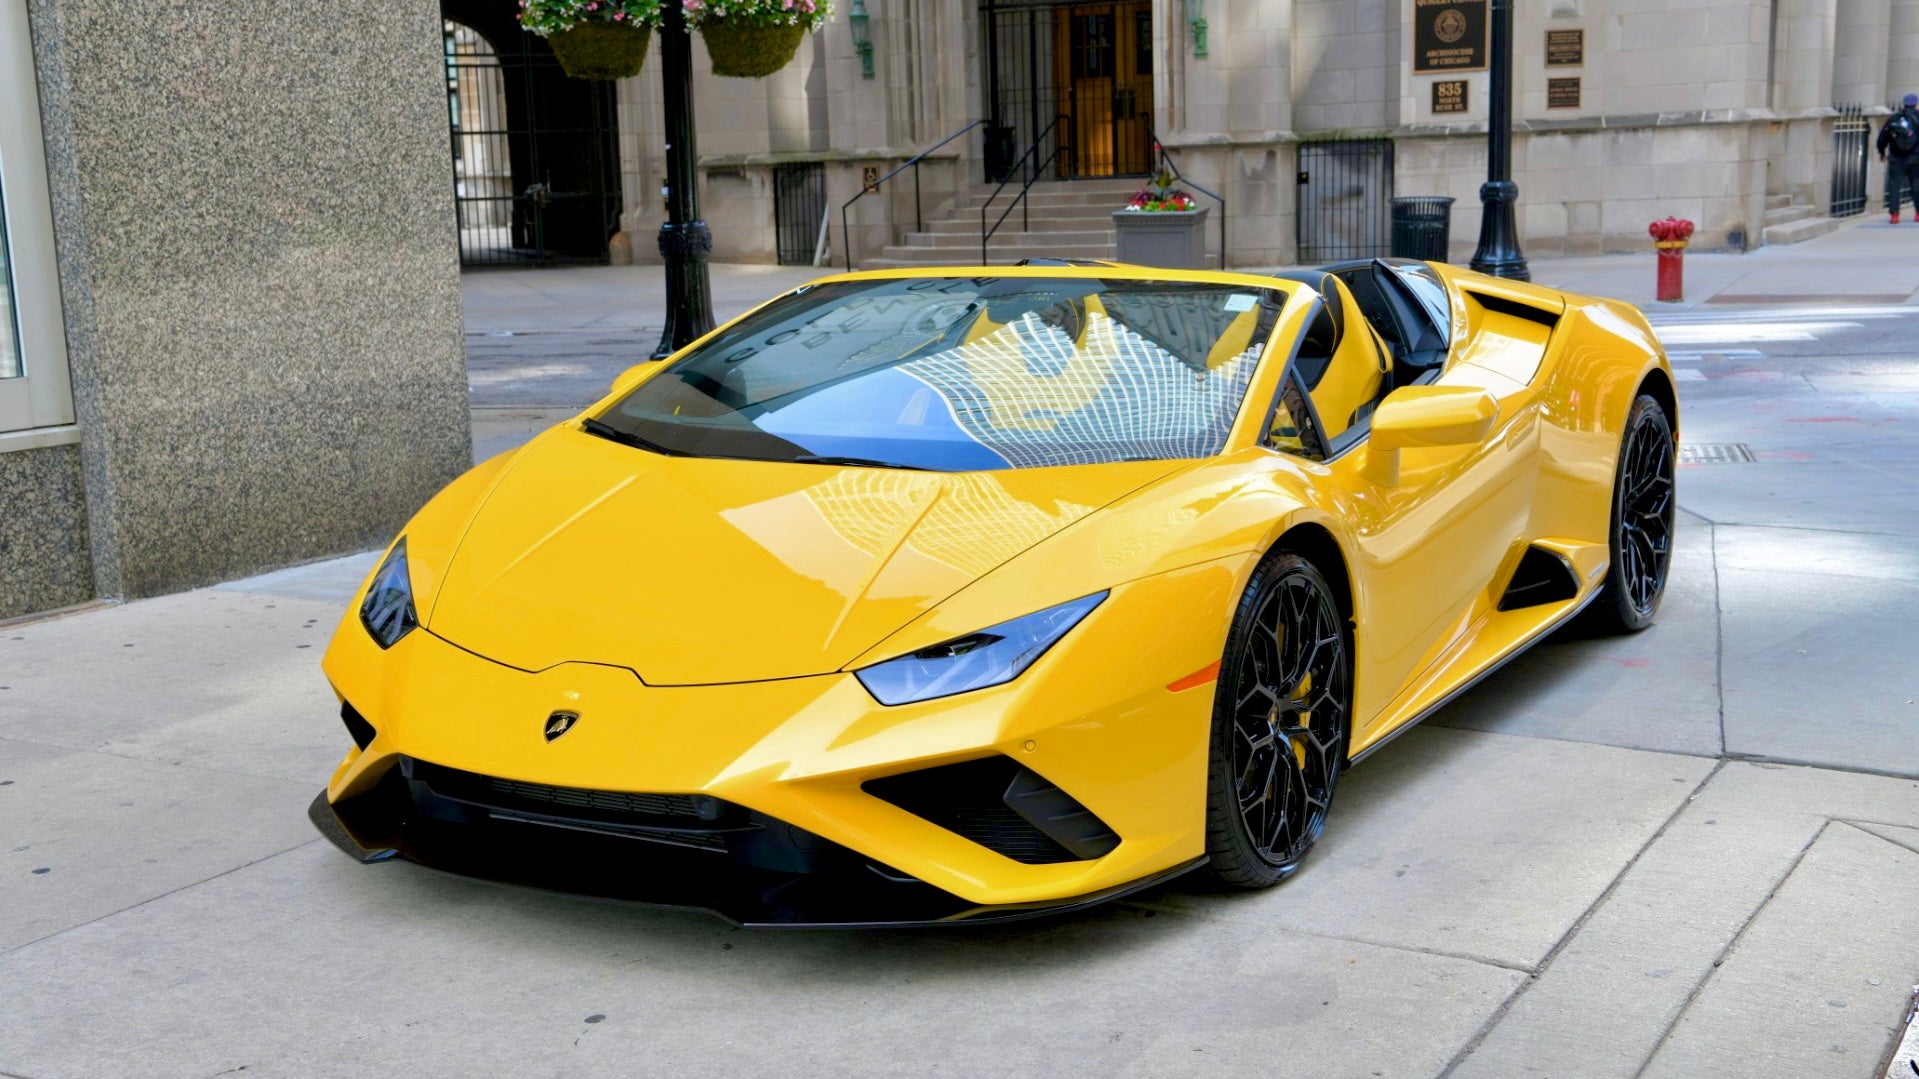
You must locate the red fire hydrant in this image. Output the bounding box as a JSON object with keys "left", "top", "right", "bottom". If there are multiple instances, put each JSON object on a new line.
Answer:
{"left": 1649, "top": 217, "right": 1695, "bottom": 303}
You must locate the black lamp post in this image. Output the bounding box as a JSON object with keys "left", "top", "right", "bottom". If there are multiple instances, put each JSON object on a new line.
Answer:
{"left": 650, "top": 1, "right": 717, "bottom": 360}
{"left": 1469, "top": 0, "right": 1529, "bottom": 280}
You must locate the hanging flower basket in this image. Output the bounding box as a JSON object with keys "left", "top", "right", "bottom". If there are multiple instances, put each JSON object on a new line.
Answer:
{"left": 521, "top": 0, "right": 661, "bottom": 81}
{"left": 685, "top": 1, "right": 831, "bottom": 78}
{"left": 549, "top": 22, "right": 653, "bottom": 79}
{"left": 699, "top": 18, "right": 805, "bottom": 77}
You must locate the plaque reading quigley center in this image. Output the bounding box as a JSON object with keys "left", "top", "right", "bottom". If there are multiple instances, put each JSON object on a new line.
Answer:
{"left": 1546, "top": 28, "right": 1584, "bottom": 67}
{"left": 1413, "top": 0, "right": 1488, "bottom": 74}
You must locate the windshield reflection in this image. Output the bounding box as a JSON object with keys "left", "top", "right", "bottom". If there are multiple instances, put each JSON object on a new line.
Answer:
{"left": 595, "top": 276, "right": 1289, "bottom": 472}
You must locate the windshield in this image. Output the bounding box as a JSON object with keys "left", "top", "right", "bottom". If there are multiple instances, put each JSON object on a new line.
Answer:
{"left": 593, "top": 276, "right": 1289, "bottom": 471}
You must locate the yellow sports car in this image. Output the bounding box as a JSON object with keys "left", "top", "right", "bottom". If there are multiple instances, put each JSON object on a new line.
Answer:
{"left": 311, "top": 259, "right": 1677, "bottom": 925}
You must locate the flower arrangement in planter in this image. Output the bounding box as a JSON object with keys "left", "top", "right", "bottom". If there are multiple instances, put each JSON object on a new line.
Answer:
{"left": 520, "top": 0, "right": 660, "bottom": 81}
{"left": 1113, "top": 173, "right": 1210, "bottom": 269}
{"left": 684, "top": 0, "right": 832, "bottom": 78}
{"left": 1123, "top": 178, "right": 1199, "bottom": 213}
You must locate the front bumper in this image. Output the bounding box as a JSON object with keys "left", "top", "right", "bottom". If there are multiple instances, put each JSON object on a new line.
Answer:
{"left": 307, "top": 765, "right": 1201, "bottom": 926}
{"left": 314, "top": 560, "right": 1243, "bottom": 923}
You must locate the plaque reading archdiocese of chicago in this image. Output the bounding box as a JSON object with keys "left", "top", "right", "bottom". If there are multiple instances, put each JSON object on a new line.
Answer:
{"left": 1432, "top": 79, "right": 1469, "bottom": 115}
{"left": 1546, "top": 28, "right": 1584, "bottom": 67}
{"left": 1413, "top": 0, "right": 1488, "bottom": 74}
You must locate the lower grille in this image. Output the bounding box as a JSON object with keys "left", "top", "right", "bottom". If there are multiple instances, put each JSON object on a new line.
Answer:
{"left": 480, "top": 775, "right": 707, "bottom": 820}
{"left": 402, "top": 758, "right": 735, "bottom": 854}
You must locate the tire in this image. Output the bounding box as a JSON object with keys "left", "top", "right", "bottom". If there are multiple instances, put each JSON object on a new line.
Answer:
{"left": 1585, "top": 392, "right": 1677, "bottom": 634}
{"left": 1204, "top": 551, "right": 1353, "bottom": 888}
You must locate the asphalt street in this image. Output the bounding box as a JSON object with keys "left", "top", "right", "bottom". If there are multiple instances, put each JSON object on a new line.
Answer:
{"left": 3, "top": 257, "right": 1919, "bottom": 1077}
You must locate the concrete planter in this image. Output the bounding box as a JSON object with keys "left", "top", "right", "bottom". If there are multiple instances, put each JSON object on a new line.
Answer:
{"left": 1112, "top": 208, "right": 1210, "bottom": 269}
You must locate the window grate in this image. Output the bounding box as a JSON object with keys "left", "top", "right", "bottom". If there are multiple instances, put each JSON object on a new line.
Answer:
{"left": 1679, "top": 443, "right": 1755, "bottom": 464}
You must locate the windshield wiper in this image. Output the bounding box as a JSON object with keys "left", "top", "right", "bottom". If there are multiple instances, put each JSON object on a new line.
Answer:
{"left": 582, "top": 417, "right": 685, "bottom": 456}
{"left": 790, "top": 454, "right": 930, "bottom": 471}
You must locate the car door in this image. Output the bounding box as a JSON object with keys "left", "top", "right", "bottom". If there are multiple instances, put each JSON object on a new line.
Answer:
{"left": 1265, "top": 276, "right": 1544, "bottom": 746}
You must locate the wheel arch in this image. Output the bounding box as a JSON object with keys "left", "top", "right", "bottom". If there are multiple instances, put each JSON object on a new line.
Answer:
{"left": 1271, "top": 521, "right": 1354, "bottom": 623}
{"left": 1636, "top": 364, "right": 1679, "bottom": 444}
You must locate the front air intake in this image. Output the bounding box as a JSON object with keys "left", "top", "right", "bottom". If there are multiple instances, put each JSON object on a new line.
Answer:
{"left": 340, "top": 701, "right": 377, "bottom": 750}
{"left": 863, "top": 757, "right": 1120, "bottom": 864}
{"left": 1498, "top": 545, "right": 1581, "bottom": 611}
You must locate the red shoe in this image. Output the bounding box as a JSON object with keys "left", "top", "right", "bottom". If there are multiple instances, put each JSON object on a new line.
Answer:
{"left": 1894, "top": 212, "right": 1903, "bottom": 223}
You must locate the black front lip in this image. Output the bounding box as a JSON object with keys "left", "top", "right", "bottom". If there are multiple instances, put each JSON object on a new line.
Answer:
{"left": 308, "top": 781, "right": 1202, "bottom": 929}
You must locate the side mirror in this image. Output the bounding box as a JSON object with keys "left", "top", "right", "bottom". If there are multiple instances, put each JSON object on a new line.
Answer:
{"left": 609, "top": 362, "right": 655, "bottom": 398}
{"left": 1362, "top": 385, "right": 1500, "bottom": 486}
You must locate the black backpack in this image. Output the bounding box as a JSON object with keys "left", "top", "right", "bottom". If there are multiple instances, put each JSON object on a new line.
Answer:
{"left": 1892, "top": 111, "right": 1919, "bottom": 156}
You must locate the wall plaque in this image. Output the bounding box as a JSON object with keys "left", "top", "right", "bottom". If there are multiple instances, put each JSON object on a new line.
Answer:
{"left": 1432, "top": 79, "right": 1469, "bottom": 115}
{"left": 1546, "top": 28, "right": 1583, "bottom": 67}
{"left": 1548, "top": 76, "right": 1581, "bottom": 110}
{"left": 1413, "top": 0, "right": 1488, "bottom": 74}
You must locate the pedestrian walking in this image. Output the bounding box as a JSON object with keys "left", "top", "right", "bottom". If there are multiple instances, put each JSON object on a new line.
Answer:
{"left": 1879, "top": 93, "right": 1919, "bottom": 222}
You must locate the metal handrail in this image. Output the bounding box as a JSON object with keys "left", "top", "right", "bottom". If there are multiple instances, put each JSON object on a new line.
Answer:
{"left": 839, "top": 119, "right": 987, "bottom": 270}
{"left": 980, "top": 114, "right": 1071, "bottom": 265}
{"left": 1145, "top": 124, "right": 1228, "bottom": 270}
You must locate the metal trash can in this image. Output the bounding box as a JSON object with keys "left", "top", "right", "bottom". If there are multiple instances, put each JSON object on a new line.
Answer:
{"left": 1390, "top": 196, "right": 1456, "bottom": 262}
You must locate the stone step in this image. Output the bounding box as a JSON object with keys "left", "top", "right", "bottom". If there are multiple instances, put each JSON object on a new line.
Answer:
{"left": 968, "top": 179, "right": 1144, "bottom": 197}
{"left": 905, "top": 228, "right": 1115, "bottom": 248}
{"left": 1765, "top": 193, "right": 1792, "bottom": 212}
{"left": 1762, "top": 203, "right": 1817, "bottom": 228}
{"left": 916, "top": 213, "right": 1119, "bottom": 235}
{"left": 966, "top": 189, "right": 1146, "bottom": 209}
{"left": 870, "top": 241, "right": 1119, "bottom": 266}
{"left": 1760, "top": 214, "right": 1840, "bottom": 247}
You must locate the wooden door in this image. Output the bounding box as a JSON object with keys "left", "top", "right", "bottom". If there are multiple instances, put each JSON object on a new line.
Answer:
{"left": 1055, "top": 2, "right": 1154, "bottom": 178}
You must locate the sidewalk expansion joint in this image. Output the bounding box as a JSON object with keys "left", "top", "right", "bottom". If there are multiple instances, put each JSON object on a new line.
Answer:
{"left": 1705, "top": 513, "right": 1727, "bottom": 759}
{"left": 1627, "top": 817, "right": 1832, "bottom": 1079}
{"left": 0, "top": 838, "right": 321, "bottom": 961}
{"left": 1841, "top": 819, "right": 1919, "bottom": 860}
{"left": 1719, "top": 751, "right": 1919, "bottom": 783}
{"left": 1435, "top": 758, "right": 1730, "bottom": 1079}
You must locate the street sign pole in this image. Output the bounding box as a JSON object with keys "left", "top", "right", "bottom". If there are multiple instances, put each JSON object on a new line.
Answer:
{"left": 651, "top": 1, "right": 716, "bottom": 360}
{"left": 1469, "top": 0, "right": 1529, "bottom": 280}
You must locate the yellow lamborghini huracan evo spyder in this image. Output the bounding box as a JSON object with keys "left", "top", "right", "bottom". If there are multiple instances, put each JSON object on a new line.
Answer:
{"left": 311, "top": 259, "right": 1677, "bottom": 925}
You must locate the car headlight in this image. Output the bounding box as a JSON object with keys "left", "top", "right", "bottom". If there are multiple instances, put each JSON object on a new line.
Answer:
{"left": 359, "top": 539, "right": 418, "bottom": 649}
{"left": 855, "top": 592, "right": 1107, "bottom": 706}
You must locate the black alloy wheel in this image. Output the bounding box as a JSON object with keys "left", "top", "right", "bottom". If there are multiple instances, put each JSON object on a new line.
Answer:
{"left": 1588, "top": 393, "right": 1676, "bottom": 633}
{"left": 1204, "top": 551, "right": 1352, "bottom": 888}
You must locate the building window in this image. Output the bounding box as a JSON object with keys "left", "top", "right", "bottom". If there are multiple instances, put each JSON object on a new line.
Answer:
{"left": 0, "top": 187, "right": 19, "bottom": 381}
{"left": 0, "top": 0, "right": 76, "bottom": 439}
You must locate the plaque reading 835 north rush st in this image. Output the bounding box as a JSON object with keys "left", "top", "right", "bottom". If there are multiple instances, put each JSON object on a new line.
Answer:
{"left": 1548, "top": 76, "right": 1581, "bottom": 110}
{"left": 1546, "top": 28, "right": 1583, "bottom": 67}
{"left": 1432, "top": 79, "right": 1468, "bottom": 114}
{"left": 1413, "top": 0, "right": 1488, "bottom": 74}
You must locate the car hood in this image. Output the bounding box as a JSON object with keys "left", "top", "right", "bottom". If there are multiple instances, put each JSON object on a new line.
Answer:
{"left": 425, "top": 427, "right": 1183, "bottom": 684}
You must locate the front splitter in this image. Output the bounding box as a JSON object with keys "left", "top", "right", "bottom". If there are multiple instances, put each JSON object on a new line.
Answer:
{"left": 309, "top": 789, "right": 1202, "bottom": 929}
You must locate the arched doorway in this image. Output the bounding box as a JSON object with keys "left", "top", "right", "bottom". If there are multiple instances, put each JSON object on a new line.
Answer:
{"left": 440, "top": 1, "right": 623, "bottom": 266}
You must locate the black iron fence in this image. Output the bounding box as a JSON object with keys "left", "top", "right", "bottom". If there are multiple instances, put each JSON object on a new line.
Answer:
{"left": 443, "top": 18, "right": 622, "bottom": 268}
{"left": 1832, "top": 102, "right": 1870, "bottom": 218}
{"left": 773, "top": 162, "right": 827, "bottom": 266}
{"left": 1296, "top": 139, "right": 1396, "bottom": 264}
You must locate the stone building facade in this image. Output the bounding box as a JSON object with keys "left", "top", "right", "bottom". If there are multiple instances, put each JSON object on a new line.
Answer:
{"left": 1, "top": 0, "right": 471, "bottom": 620}
{"left": 601, "top": 0, "right": 1919, "bottom": 268}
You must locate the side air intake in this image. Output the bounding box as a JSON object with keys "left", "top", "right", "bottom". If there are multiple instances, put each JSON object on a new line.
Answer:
{"left": 1498, "top": 545, "right": 1581, "bottom": 612}
{"left": 863, "top": 757, "right": 1120, "bottom": 864}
